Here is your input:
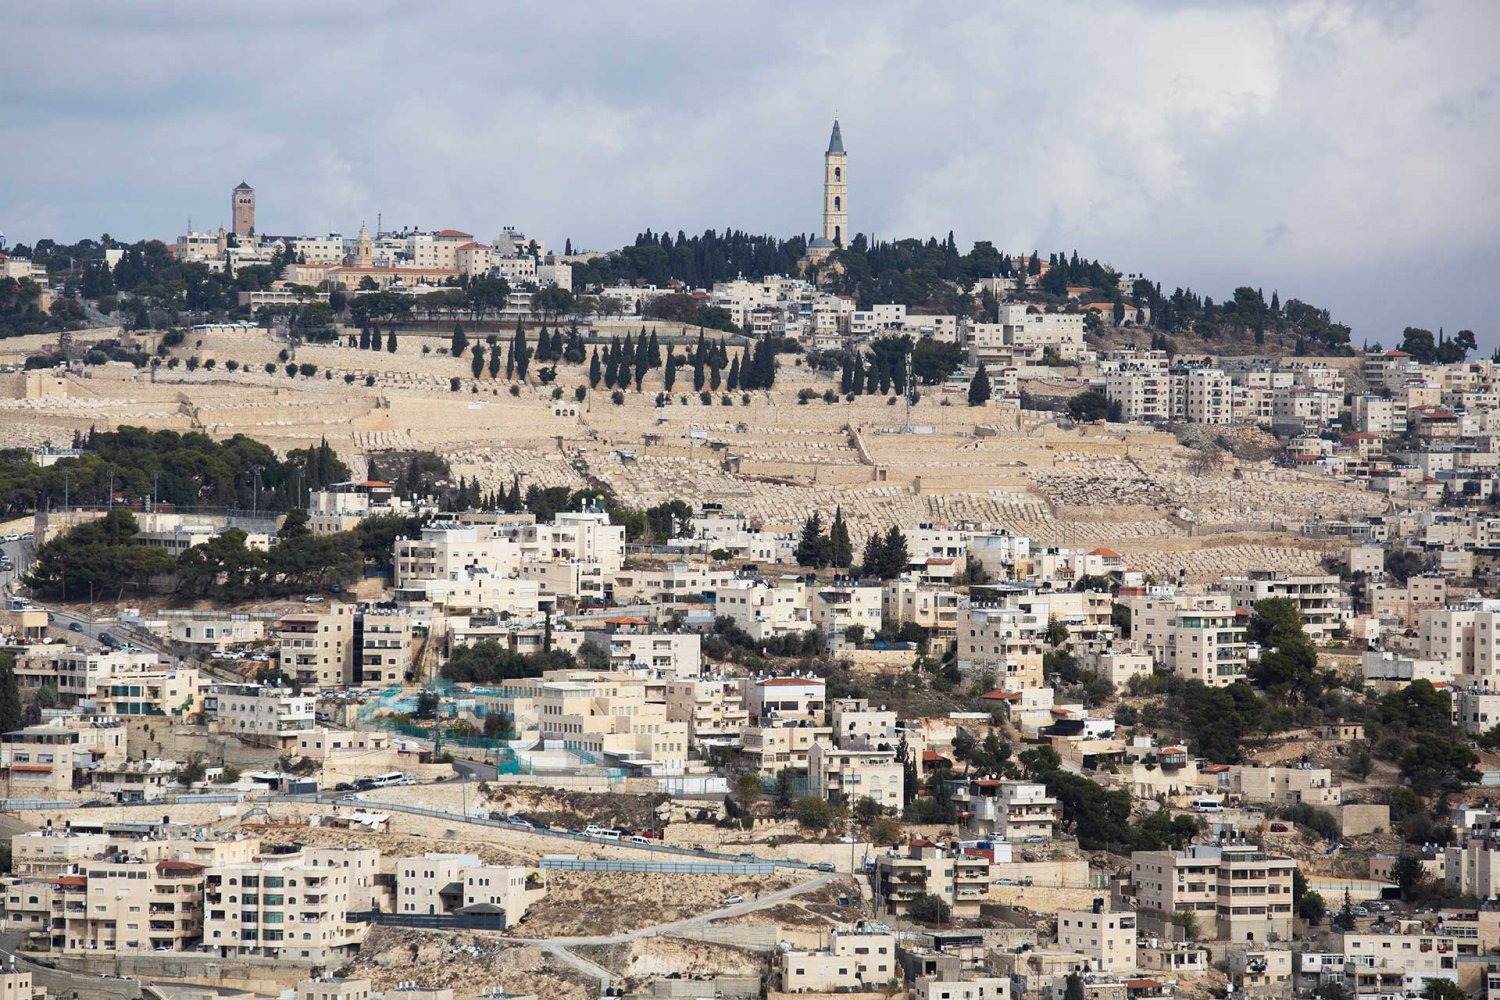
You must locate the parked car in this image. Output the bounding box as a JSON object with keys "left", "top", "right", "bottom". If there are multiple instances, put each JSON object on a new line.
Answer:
{"left": 1269, "top": 823, "right": 1289, "bottom": 832}
{"left": 303, "top": 595, "right": 325, "bottom": 603}
{"left": 719, "top": 894, "right": 745, "bottom": 906}
{"left": 809, "top": 862, "right": 836, "bottom": 872}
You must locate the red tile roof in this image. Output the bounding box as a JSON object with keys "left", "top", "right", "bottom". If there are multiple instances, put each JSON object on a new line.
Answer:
{"left": 434, "top": 229, "right": 474, "bottom": 238}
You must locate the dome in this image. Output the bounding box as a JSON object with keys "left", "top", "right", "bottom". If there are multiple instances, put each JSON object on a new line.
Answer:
{"left": 808, "top": 236, "right": 835, "bottom": 249}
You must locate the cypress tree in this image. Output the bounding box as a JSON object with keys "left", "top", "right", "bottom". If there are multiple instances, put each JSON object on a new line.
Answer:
{"left": 471, "top": 344, "right": 485, "bottom": 379}
{"left": 514, "top": 322, "right": 530, "bottom": 379}
{"left": 589, "top": 348, "right": 602, "bottom": 388}
{"left": 451, "top": 323, "right": 467, "bottom": 357}
{"left": 968, "top": 364, "right": 992, "bottom": 406}
{"left": 664, "top": 353, "right": 678, "bottom": 391}
{"left": 727, "top": 356, "right": 741, "bottom": 391}
{"left": 386, "top": 329, "right": 397, "bottom": 353}
{"left": 829, "top": 507, "right": 853, "bottom": 568}
{"left": 0, "top": 662, "right": 24, "bottom": 734}
{"left": 489, "top": 343, "right": 502, "bottom": 379}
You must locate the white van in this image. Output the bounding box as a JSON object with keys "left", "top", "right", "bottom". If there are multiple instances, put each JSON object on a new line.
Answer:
{"left": 1192, "top": 798, "right": 1224, "bottom": 813}
{"left": 585, "top": 825, "right": 621, "bottom": 841}
{"left": 628, "top": 835, "right": 653, "bottom": 845}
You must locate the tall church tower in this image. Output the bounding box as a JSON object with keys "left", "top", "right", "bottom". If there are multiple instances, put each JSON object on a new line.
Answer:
{"left": 822, "top": 119, "right": 847, "bottom": 247}
{"left": 232, "top": 181, "right": 255, "bottom": 239}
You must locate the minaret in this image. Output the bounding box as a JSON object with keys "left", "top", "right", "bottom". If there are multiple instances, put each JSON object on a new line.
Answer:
{"left": 823, "top": 119, "right": 847, "bottom": 247}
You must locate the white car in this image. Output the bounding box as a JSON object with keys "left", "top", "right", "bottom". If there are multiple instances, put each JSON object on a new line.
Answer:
{"left": 719, "top": 894, "right": 745, "bottom": 906}
{"left": 303, "top": 595, "right": 326, "bottom": 603}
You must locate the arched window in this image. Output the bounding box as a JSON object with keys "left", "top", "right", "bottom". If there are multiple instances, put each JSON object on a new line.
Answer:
{"left": 834, "top": 167, "right": 842, "bottom": 181}
{"left": 834, "top": 226, "right": 841, "bottom": 244}
{"left": 834, "top": 197, "right": 841, "bottom": 211}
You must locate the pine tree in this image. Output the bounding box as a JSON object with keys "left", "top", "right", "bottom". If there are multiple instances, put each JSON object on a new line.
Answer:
{"left": 794, "top": 513, "right": 828, "bottom": 568}
{"left": 968, "top": 364, "right": 992, "bottom": 406}
{"left": 589, "top": 348, "right": 602, "bottom": 388}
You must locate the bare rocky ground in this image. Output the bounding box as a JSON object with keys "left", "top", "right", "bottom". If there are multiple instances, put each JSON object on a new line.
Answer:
{"left": 351, "top": 928, "right": 595, "bottom": 1000}
{"left": 574, "top": 937, "right": 768, "bottom": 986}
{"left": 507, "top": 869, "right": 807, "bottom": 938}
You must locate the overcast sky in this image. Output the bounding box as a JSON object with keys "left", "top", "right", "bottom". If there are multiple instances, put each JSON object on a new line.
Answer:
{"left": 2, "top": 0, "right": 1496, "bottom": 348}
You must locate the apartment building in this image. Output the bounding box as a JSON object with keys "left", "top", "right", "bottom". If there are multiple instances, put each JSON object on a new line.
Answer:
{"left": 1224, "top": 764, "right": 1342, "bottom": 807}
{"left": 968, "top": 304, "right": 1086, "bottom": 364}
{"left": 275, "top": 603, "right": 356, "bottom": 689}
{"left": 1057, "top": 904, "right": 1138, "bottom": 974}
{"left": 597, "top": 625, "right": 702, "bottom": 677}
{"left": 8, "top": 857, "right": 208, "bottom": 954}
{"left": 485, "top": 671, "right": 689, "bottom": 772}
{"left": 1323, "top": 927, "right": 1460, "bottom": 996}
{"left": 1120, "top": 590, "right": 1248, "bottom": 687}
{"left": 203, "top": 855, "right": 369, "bottom": 962}
{"left": 0, "top": 716, "right": 127, "bottom": 794}
{"left": 873, "top": 842, "right": 991, "bottom": 919}
{"left": 739, "top": 721, "right": 831, "bottom": 774}
{"left": 210, "top": 683, "right": 315, "bottom": 743}
{"left": 1225, "top": 571, "right": 1349, "bottom": 642}
{"left": 810, "top": 581, "right": 883, "bottom": 644}
{"left": 355, "top": 608, "right": 413, "bottom": 686}
{"left": 1445, "top": 841, "right": 1500, "bottom": 899}
{"left": 15, "top": 647, "right": 165, "bottom": 700}
{"left": 397, "top": 853, "right": 475, "bottom": 916}
{"left": 883, "top": 578, "right": 962, "bottom": 636}
{"left": 1130, "top": 843, "right": 1295, "bottom": 942}
{"left": 459, "top": 864, "right": 545, "bottom": 925}
{"left": 664, "top": 676, "right": 749, "bottom": 747}
{"left": 948, "top": 778, "right": 1057, "bottom": 841}
{"left": 781, "top": 927, "right": 899, "bottom": 993}
{"left": 1077, "top": 645, "right": 1153, "bottom": 692}
{"left": 956, "top": 605, "right": 1046, "bottom": 689}
{"left": 713, "top": 577, "right": 813, "bottom": 641}
{"left": 742, "top": 675, "right": 826, "bottom": 725}
{"left": 830, "top": 698, "right": 897, "bottom": 748}
{"left": 1419, "top": 601, "right": 1500, "bottom": 689}
{"left": 914, "top": 976, "right": 1010, "bottom": 1000}
{"left": 808, "top": 740, "right": 904, "bottom": 810}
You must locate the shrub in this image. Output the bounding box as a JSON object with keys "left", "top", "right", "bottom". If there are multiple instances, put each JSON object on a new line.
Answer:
{"left": 264, "top": 362, "right": 276, "bottom": 374}
{"left": 365, "top": 375, "right": 375, "bottom": 387}
{"left": 611, "top": 390, "right": 625, "bottom": 405}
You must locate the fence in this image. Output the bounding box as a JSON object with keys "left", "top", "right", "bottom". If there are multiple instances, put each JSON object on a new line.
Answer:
{"left": 0, "top": 792, "right": 242, "bottom": 812}
{"left": 359, "top": 910, "right": 508, "bottom": 931}
{"left": 539, "top": 857, "right": 775, "bottom": 876}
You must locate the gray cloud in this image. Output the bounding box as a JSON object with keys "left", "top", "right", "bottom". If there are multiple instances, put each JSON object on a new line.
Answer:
{"left": 1, "top": 0, "right": 1496, "bottom": 348}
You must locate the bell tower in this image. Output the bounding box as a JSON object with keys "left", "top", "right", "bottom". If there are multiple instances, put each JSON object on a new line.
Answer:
{"left": 232, "top": 181, "right": 255, "bottom": 239}
{"left": 823, "top": 120, "right": 847, "bottom": 247}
